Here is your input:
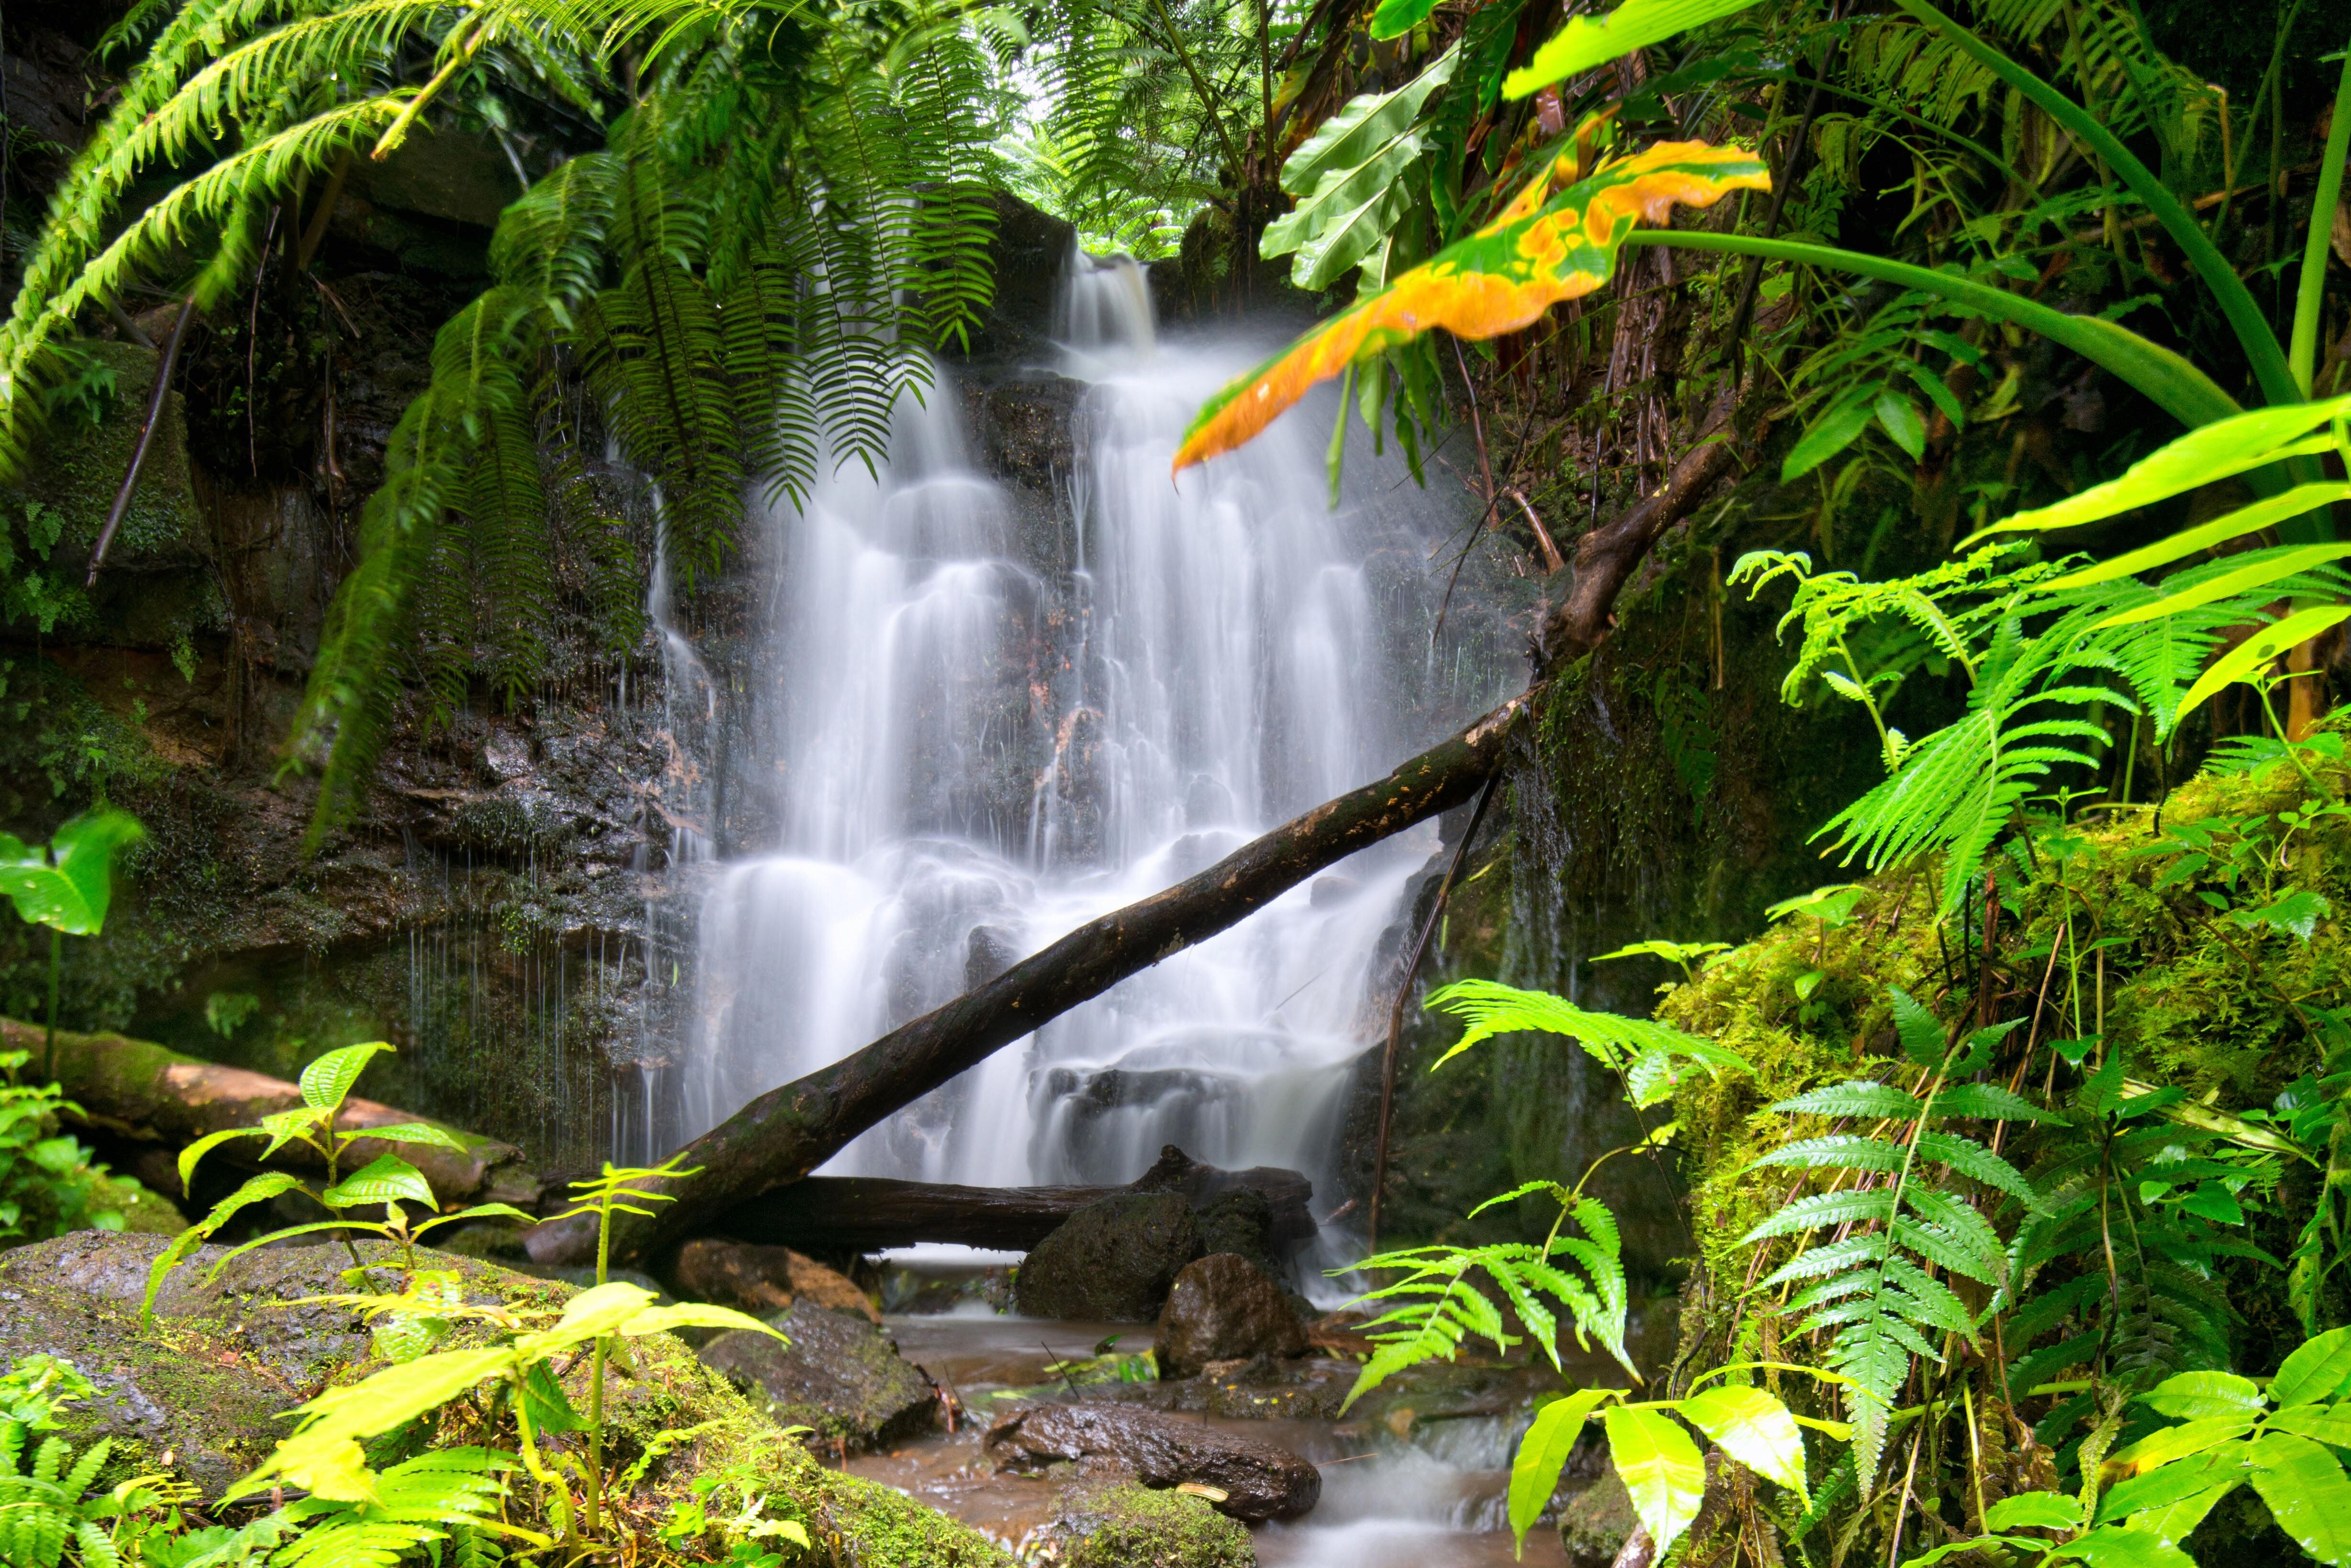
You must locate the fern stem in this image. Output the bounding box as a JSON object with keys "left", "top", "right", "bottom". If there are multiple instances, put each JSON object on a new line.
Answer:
{"left": 372, "top": 17, "right": 492, "bottom": 163}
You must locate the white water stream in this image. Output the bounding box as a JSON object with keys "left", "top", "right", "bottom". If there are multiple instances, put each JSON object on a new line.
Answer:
{"left": 675, "top": 253, "right": 1496, "bottom": 1213}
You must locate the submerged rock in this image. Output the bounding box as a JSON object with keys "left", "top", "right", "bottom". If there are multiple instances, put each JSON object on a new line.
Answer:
{"left": 1154, "top": 1254, "right": 1308, "bottom": 1378}
{"left": 985, "top": 1400, "right": 1320, "bottom": 1523}
{"left": 699, "top": 1301, "right": 940, "bottom": 1453}
{"left": 672, "top": 1237, "right": 880, "bottom": 1323}
{"left": 1016, "top": 1192, "right": 1202, "bottom": 1320}
{"left": 1036, "top": 1477, "right": 1255, "bottom": 1568}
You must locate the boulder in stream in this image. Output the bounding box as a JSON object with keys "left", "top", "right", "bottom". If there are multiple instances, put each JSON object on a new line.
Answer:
{"left": 673, "top": 1236, "right": 881, "bottom": 1322}
{"left": 1035, "top": 1476, "right": 1255, "bottom": 1568}
{"left": 1016, "top": 1191, "right": 1201, "bottom": 1320}
{"left": 699, "top": 1300, "right": 940, "bottom": 1453}
{"left": 1154, "top": 1253, "right": 1308, "bottom": 1377}
{"left": 984, "top": 1400, "right": 1320, "bottom": 1523}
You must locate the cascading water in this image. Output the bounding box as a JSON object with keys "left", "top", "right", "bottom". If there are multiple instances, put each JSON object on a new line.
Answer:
{"left": 678, "top": 248, "right": 1500, "bottom": 1223}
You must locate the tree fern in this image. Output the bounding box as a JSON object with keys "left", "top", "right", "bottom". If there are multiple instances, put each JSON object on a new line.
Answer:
{"left": 1741, "top": 987, "right": 2046, "bottom": 1487}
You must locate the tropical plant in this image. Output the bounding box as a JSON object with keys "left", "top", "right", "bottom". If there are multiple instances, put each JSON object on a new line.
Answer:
{"left": 1740, "top": 987, "right": 2045, "bottom": 1486}
{"left": 0, "top": 1053, "right": 131, "bottom": 1243}
{"left": 540, "top": 1152, "right": 702, "bottom": 1535}
{"left": 0, "top": 807, "right": 143, "bottom": 1080}
{"left": 0, "top": 1355, "right": 205, "bottom": 1568}
{"left": 1911, "top": 1329, "right": 2351, "bottom": 1568}
{"left": 142, "top": 1040, "right": 532, "bottom": 1323}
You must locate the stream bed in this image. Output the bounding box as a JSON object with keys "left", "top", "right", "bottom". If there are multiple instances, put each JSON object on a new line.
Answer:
{"left": 838, "top": 1303, "right": 1670, "bottom": 1565}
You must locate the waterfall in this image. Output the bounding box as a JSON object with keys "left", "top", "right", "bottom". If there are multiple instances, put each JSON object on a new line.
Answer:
{"left": 679, "top": 249, "right": 1501, "bottom": 1210}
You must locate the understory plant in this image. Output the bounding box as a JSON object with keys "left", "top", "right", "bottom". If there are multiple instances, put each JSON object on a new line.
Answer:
{"left": 0, "top": 807, "right": 143, "bottom": 1081}
{"left": 0, "top": 1053, "right": 133, "bottom": 1243}
{"left": 143, "top": 1040, "right": 534, "bottom": 1323}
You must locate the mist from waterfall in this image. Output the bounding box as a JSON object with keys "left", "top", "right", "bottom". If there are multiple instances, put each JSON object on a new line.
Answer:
{"left": 677, "top": 250, "right": 1500, "bottom": 1210}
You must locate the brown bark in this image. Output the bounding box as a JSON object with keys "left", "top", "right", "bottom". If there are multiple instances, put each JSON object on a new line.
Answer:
{"left": 1540, "top": 379, "right": 1756, "bottom": 667}
{"left": 10, "top": 1017, "right": 549, "bottom": 1209}
{"left": 534, "top": 684, "right": 1543, "bottom": 1266}
{"left": 710, "top": 1145, "right": 1315, "bottom": 1254}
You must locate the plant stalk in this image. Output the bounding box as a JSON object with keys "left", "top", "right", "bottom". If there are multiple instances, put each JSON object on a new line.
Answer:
{"left": 42, "top": 929, "right": 60, "bottom": 1083}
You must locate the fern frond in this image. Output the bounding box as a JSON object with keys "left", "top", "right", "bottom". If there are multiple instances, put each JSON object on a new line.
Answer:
{"left": 1423, "top": 979, "right": 1749, "bottom": 1102}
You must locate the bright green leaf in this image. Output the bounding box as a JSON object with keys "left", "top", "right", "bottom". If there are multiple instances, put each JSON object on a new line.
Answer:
{"left": 1510, "top": 1389, "right": 1618, "bottom": 1547}
{"left": 2273, "top": 1326, "right": 2351, "bottom": 1406}
{"left": 299, "top": 1042, "right": 394, "bottom": 1112}
{"left": 321, "top": 1154, "right": 437, "bottom": 1212}
{"left": 1367, "top": 0, "right": 1441, "bottom": 40}
{"left": 2175, "top": 605, "right": 2351, "bottom": 729}
{"left": 1504, "top": 0, "right": 1762, "bottom": 100}
{"left": 1984, "top": 1491, "right": 2082, "bottom": 1530}
{"left": 2144, "top": 1371, "right": 2267, "bottom": 1421}
{"left": 1674, "top": 1385, "right": 1808, "bottom": 1500}
{"left": 1603, "top": 1404, "right": 1707, "bottom": 1558}
{"left": 2245, "top": 1431, "right": 2351, "bottom": 1564}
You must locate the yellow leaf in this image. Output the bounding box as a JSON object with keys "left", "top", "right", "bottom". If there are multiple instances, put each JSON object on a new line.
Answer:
{"left": 1173, "top": 140, "right": 1768, "bottom": 471}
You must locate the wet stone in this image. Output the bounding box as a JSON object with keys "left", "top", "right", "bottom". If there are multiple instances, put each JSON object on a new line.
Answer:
{"left": 1016, "top": 1191, "right": 1202, "bottom": 1321}
{"left": 699, "top": 1301, "right": 940, "bottom": 1454}
{"left": 984, "top": 1400, "right": 1320, "bottom": 1523}
{"left": 1154, "top": 1254, "right": 1308, "bottom": 1378}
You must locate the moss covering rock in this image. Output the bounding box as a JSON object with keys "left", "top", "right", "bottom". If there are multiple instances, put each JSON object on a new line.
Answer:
{"left": 0, "top": 1231, "right": 1010, "bottom": 1566}
{"left": 699, "top": 1299, "right": 940, "bottom": 1453}
{"left": 1029, "top": 1478, "right": 1254, "bottom": 1568}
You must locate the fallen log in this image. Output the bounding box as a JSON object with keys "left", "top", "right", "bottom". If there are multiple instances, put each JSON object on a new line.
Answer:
{"left": 535, "top": 684, "right": 1543, "bottom": 1266}
{"left": 712, "top": 1145, "right": 1315, "bottom": 1254}
{"left": 8, "top": 1017, "right": 550, "bottom": 1210}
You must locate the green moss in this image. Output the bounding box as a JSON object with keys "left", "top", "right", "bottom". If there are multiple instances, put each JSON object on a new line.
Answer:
{"left": 1036, "top": 1479, "right": 1254, "bottom": 1568}
{"left": 1655, "top": 750, "right": 2351, "bottom": 1314}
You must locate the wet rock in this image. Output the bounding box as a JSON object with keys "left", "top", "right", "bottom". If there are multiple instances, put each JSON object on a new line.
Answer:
{"left": 1154, "top": 1254, "right": 1307, "bottom": 1378}
{"left": 699, "top": 1301, "right": 939, "bottom": 1454}
{"left": 0, "top": 1231, "right": 573, "bottom": 1395}
{"left": 0, "top": 1274, "right": 295, "bottom": 1497}
{"left": 1036, "top": 1476, "right": 1255, "bottom": 1568}
{"left": 985, "top": 1401, "right": 1320, "bottom": 1523}
{"left": 1017, "top": 1191, "right": 1202, "bottom": 1321}
{"left": 1558, "top": 1465, "right": 1638, "bottom": 1568}
{"left": 672, "top": 1237, "right": 881, "bottom": 1323}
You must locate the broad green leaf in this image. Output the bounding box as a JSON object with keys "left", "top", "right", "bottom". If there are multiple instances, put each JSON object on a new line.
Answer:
{"left": 1971, "top": 400, "right": 2351, "bottom": 541}
{"left": 2273, "top": 1325, "right": 2351, "bottom": 1406}
{"left": 0, "top": 809, "right": 145, "bottom": 935}
{"left": 1781, "top": 389, "right": 1878, "bottom": 483}
{"left": 1509, "top": 1388, "right": 1618, "bottom": 1547}
{"left": 414, "top": 1202, "right": 540, "bottom": 1235}
{"left": 2121, "top": 1488, "right": 2237, "bottom": 1549}
{"left": 1984, "top": 1491, "right": 2082, "bottom": 1530}
{"left": 1874, "top": 389, "right": 1926, "bottom": 461}
{"left": 1177, "top": 142, "right": 1768, "bottom": 469}
{"left": 2049, "top": 1526, "right": 2199, "bottom": 1568}
{"left": 1674, "top": 1386, "right": 1807, "bottom": 1500}
{"left": 1263, "top": 47, "right": 1459, "bottom": 290}
{"left": 140, "top": 1169, "right": 307, "bottom": 1324}
{"left": 321, "top": 1154, "right": 437, "bottom": 1212}
{"left": 619, "top": 1300, "right": 794, "bottom": 1341}
{"left": 519, "top": 1360, "right": 583, "bottom": 1432}
{"left": 1603, "top": 1405, "right": 1707, "bottom": 1558}
{"left": 2094, "top": 540, "right": 2351, "bottom": 626}
{"left": 2105, "top": 1417, "right": 2257, "bottom": 1476}
{"left": 2095, "top": 1446, "right": 2249, "bottom": 1524}
{"left": 2175, "top": 604, "right": 2351, "bottom": 728}
{"left": 2267, "top": 1404, "right": 2351, "bottom": 1447}
{"left": 2245, "top": 1431, "right": 2351, "bottom": 1564}
{"left": 1503, "top": 0, "right": 1762, "bottom": 99}
{"left": 177, "top": 1127, "right": 267, "bottom": 1196}
{"left": 300, "top": 1042, "right": 395, "bottom": 1112}
{"left": 229, "top": 1346, "right": 516, "bottom": 1501}
{"left": 2145, "top": 1371, "right": 2266, "bottom": 1421}
{"left": 2057, "top": 485, "right": 2351, "bottom": 595}
{"left": 1907, "top": 1538, "right": 2040, "bottom": 1568}
{"left": 1367, "top": 0, "right": 1441, "bottom": 38}
{"left": 351, "top": 1122, "right": 468, "bottom": 1151}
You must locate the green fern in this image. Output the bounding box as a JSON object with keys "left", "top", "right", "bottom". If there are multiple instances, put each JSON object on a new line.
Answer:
{"left": 273, "top": 1449, "right": 516, "bottom": 1568}
{"left": 1742, "top": 986, "right": 2046, "bottom": 1488}
{"left": 1422, "top": 978, "right": 1752, "bottom": 1105}
{"left": 1343, "top": 1179, "right": 1635, "bottom": 1409}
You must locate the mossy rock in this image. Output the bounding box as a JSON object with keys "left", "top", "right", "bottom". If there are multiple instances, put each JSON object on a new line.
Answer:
{"left": 0, "top": 1232, "right": 1011, "bottom": 1566}
{"left": 1034, "top": 1478, "right": 1255, "bottom": 1568}
{"left": 1556, "top": 1467, "right": 1636, "bottom": 1568}
{"left": 699, "top": 1300, "right": 940, "bottom": 1453}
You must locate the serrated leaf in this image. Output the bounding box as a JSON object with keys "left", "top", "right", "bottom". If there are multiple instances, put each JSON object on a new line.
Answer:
{"left": 352, "top": 1122, "right": 469, "bottom": 1151}
{"left": 321, "top": 1154, "right": 437, "bottom": 1212}
{"left": 1769, "top": 1081, "right": 1926, "bottom": 1120}
{"left": 2144, "top": 1371, "right": 2266, "bottom": 1420}
{"left": 300, "top": 1043, "right": 395, "bottom": 1112}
